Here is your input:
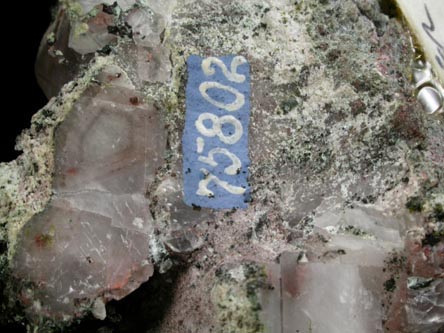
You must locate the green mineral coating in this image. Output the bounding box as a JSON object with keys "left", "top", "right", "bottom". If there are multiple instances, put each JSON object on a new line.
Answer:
{"left": 73, "top": 22, "right": 89, "bottom": 38}
{"left": 60, "top": 0, "right": 84, "bottom": 20}
{"left": 46, "top": 32, "right": 56, "bottom": 45}
{"left": 406, "top": 196, "right": 424, "bottom": 213}
{"left": 212, "top": 263, "right": 266, "bottom": 333}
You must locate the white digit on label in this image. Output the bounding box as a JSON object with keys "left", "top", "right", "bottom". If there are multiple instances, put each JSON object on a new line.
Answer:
{"left": 197, "top": 168, "right": 246, "bottom": 197}
{"left": 198, "top": 148, "right": 241, "bottom": 175}
{"left": 199, "top": 82, "right": 245, "bottom": 112}
{"left": 201, "top": 56, "right": 247, "bottom": 83}
{"left": 196, "top": 137, "right": 205, "bottom": 154}
{"left": 195, "top": 113, "right": 243, "bottom": 145}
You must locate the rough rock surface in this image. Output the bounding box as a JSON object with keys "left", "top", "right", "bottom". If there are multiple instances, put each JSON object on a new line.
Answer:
{"left": 0, "top": 0, "right": 443, "bottom": 332}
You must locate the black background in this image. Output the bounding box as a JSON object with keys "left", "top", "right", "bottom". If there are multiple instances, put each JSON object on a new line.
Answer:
{"left": 1, "top": 1, "right": 57, "bottom": 162}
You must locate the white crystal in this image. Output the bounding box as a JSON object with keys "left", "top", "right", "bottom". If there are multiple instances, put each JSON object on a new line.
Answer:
{"left": 69, "top": 22, "right": 115, "bottom": 55}
{"left": 126, "top": 7, "right": 166, "bottom": 47}
{"left": 135, "top": 45, "right": 172, "bottom": 82}
{"left": 280, "top": 254, "right": 384, "bottom": 333}
{"left": 314, "top": 207, "right": 404, "bottom": 266}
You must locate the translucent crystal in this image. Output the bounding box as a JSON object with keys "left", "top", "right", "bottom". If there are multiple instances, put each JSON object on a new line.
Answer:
{"left": 52, "top": 86, "right": 163, "bottom": 194}
{"left": 406, "top": 278, "right": 444, "bottom": 333}
{"left": 134, "top": 45, "right": 172, "bottom": 83}
{"left": 114, "top": 43, "right": 172, "bottom": 85}
{"left": 255, "top": 207, "right": 407, "bottom": 332}
{"left": 12, "top": 65, "right": 167, "bottom": 321}
{"left": 313, "top": 207, "right": 404, "bottom": 266}
{"left": 259, "top": 263, "right": 282, "bottom": 333}
{"left": 13, "top": 202, "right": 153, "bottom": 318}
{"left": 257, "top": 253, "right": 385, "bottom": 333}
{"left": 126, "top": 7, "right": 166, "bottom": 47}
{"left": 116, "top": 0, "right": 138, "bottom": 11}
{"left": 152, "top": 176, "right": 211, "bottom": 253}
{"left": 68, "top": 10, "right": 116, "bottom": 55}
{"left": 35, "top": 10, "right": 92, "bottom": 98}
{"left": 281, "top": 259, "right": 384, "bottom": 333}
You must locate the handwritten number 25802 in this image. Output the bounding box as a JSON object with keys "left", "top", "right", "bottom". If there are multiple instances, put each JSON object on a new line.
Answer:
{"left": 195, "top": 57, "right": 247, "bottom": 197}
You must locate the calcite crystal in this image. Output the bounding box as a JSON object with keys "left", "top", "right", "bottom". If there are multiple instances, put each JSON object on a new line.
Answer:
{"left": 1, "top": 0, "right": 443, "bottom": 332}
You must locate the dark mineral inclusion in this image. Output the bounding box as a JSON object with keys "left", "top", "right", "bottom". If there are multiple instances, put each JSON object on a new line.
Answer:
{"left": 0, "top": 0, "right": 443, "bottom": 332}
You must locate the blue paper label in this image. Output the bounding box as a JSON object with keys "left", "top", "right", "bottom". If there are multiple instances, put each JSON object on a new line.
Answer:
{"left": 183, "top": 55, "right": 251, "bottom": 209}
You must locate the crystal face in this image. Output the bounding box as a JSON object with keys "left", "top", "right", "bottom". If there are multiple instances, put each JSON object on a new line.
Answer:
{"left": 13, "top": 203, "right": 153, "bottom": 318}
{"left": 35, "top": 9, "right": 92, "bottom": 99}
{"left": 255, "top": 208, "right": 404, "bottom": 333}
{"left": 280, "top": 261, "right": 384, "bottom": 333}
{"left": 1, "top": 0, "right": 443, "bottom": 331}
{"left": 12, "top": 65, "right": 167, "bottom": 321}
{"left": 68, "top": 10, "right": 117, "bottom": 55}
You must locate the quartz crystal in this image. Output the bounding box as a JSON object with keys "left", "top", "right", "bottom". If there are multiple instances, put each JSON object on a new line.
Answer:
{"left": 12, "top": 64, "right": 167, "bottom": 321}
{"left": 280, "top": 260, "right": 384, "bottom": 333}
{"left": 406, "top": 278, "right": 444, "bottom": 333}
{"left": 1, "top": 0, "right": 443, "bottom": 331}
{"left": 255, "top": 207, "right": 405, "bottom": 333}
{"left": 35, "top": 9, "right": 92, "bottom": 99}
{"left": 68, "top": 10, "right": 116, "bottom": 55}
{"left": 126, "top": 7, "right": 166, "bottom": 48}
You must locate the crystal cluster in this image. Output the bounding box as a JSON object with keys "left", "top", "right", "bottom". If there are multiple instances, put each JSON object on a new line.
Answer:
{"left": 36, "top": 0, "right": 175, "bottom": 98}
{"left": 12, "top": 64, "right": 166, "bottom": 321}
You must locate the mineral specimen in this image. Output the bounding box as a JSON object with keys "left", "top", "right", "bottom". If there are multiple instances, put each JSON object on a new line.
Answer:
{"left": 1, "top": 0, "right": 443, "bottom": 332}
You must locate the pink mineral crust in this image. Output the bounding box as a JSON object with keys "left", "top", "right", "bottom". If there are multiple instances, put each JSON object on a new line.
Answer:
{"left": 12, "top": 66, "right": 166, "bottom": 321}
